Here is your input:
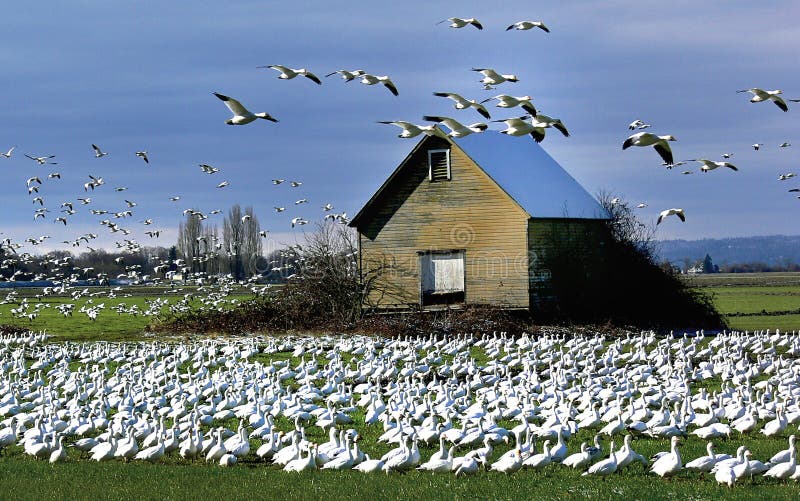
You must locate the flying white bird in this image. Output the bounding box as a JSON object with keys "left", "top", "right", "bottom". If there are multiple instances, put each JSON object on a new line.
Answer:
{"left": 359, "top": 74, "right": 399, "bottom": 96}
{"left": 25, "top": 154, "right": 57, "bottom": 165}
{"left": 736, "top": 88, "right": 800, "bottom": 112}
{"left": 290, "top": 181, "right": 302, "bottom": 187}
{"left": 1, "top": 146, "right": 15, "bottom": 158}
{"left": 291, "top": 217, "right": 308, "bottom": 228}
{"left": 506, "top": 20, "right": 549, "bottom": 32}
{"left": 493, "top": 116, "right": 539, "bottom": 139}
{"left": 213, "top": 92, "right": 278, "bottom": 125}
{"left": 259, "top": 65, "right": 322, "bottom": 85}
{"left": 532, "top": 114, "right": 570, "bottom": 139}
{"left": 622, "top": 132, "right": 676, "bottom": 165}
{"left": 200, "top": 164, "right": 220, "bottom": 174}
{"left": 657, "top": 208, "right": 685, "bottom": 225}
{"left": 91, "top": 144, "right": 108, "bottom": 158}
{"left": 272, "top": 179, "right": 285, "bottom": 185}
{"left": 691, "top": 159, "right": 739, "bottom": 172}
{"left": 778, "top": 173, "right": 796, "bottom": 180}
{"left": 422, "top": 116, "right": 488, "bottom": 137}
{"left": 628, "top": 119, "right": 646, "bottom": 130}
{"left": 721, "top": 153, "right": 733, "bottom": 159}
{"left": 295, "top": 199, "right": 308, "bottom": 205}
{"left": 433, "top": 92, "right": 491, "bottom": 119}
{"left": 217, "top": 181, "right": 230, "bottom": 188}
{"left": 325, "top": 69, "right": 366, "bottom": 81}
{"left": 472, "top": 68, "right": 519, "bottom": 88}
{"left": 135, "top": 151, "right": 149, "bottom": 163}
{"left": 437, "top": 17, "right": 483, "bottom": 30}
{"left": 241, "top": 214, "right": 252, "bottom": 223}
{"left": 780, "top": 142, "right": 791, "bottom": 148}
{"left": 481, "top": 95, "right": 536, "bottom": 115}
{"left": 377, "top": 121, "right": 447, "bottom": 139}
{"left": 275, "top": 207, "right": 286, "bottom": 212}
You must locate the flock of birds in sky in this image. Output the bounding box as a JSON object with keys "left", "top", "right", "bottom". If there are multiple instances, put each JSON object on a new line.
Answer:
{"left": 1, "top": 12, "right": 798, "bottom": 272}
{"left": 0, "top": 329, "right": 799, "bottom": 486}
{"left": 0, "top": 11, "right": 795, "bottom": 327}
{"left": 209, "top": 16, "right": 798, "bottom": 230}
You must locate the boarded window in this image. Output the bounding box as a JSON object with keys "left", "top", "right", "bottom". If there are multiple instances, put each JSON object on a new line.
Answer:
{"left": 428, "top": 149, "right": 450, "bottom": 181}
{"left": 420, "top": 250, "right": 465, "bottom": 305}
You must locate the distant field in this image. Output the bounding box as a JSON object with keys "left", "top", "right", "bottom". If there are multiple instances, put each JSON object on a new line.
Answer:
{"left": 689, "top": 273, "right": 800, "bottom": 331}
{"left": 0, "top": 286, "right": 258, "bottom": 341}
{"left": 686, "top": 272, "right": 800, "bottom": 287}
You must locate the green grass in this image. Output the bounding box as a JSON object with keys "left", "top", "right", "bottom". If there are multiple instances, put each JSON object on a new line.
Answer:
{"left": 2, "top": 456, "right": 799, "bottom": 501}
{"left": 709, "top": 286, "right": 800, "bottom": 315}
{"left": 0, "top": 288, "right": 256, "bottom": 341}
{"left": 2, "top": 339, "right": 800, "bottom": 499}
{"left": 689, "top": 273, "right": 800, "bottom": 331}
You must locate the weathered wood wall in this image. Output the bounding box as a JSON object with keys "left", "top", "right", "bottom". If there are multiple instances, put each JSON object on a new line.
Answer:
{"left": 358, "top": 137, "right": 530, "bottom": 309}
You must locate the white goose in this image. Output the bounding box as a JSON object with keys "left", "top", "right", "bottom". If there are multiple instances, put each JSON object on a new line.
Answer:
{"left": 582, "top": 440, "right": 618, "bottom": 477}
{"left": 433, "top": 92, "right": 491, "bottom": 119}
{"left": 622, "top": 132, "right": 676, "bottom": 165}
{"left": 685, "top": 442, "right": 720, "bottom": 473}
{"left": 377, "top": 121, "right": 447, "bottom": 139}
{"left": 490, "top": 448, "right": 523, "bottom": 474}
{"left": 650, "top": 436, "right": 682, "bottom": 477}
{"left": 358, "top": 74, "right": 399, "bottom": 96}
{"left": 769, "top": 435, "right": 796, "bottom": 464}
{"left": 437, "top": 17, "right": 483, "bottom": 30}
{"left": 657, "top": 208, "right": 685, "bottom": 225}
{"left": 506, "top": 20, "right": 549, "bottom": 32}
{"left": 472, "top": 68, "right": 519, "bottom": 88}
{"left": 481, "top": 94, "right": 536, "bottom": 115}
{"left": 213, "top": 92, "right": 278, "bottom": 125}
{"left": 259, "top": 65, "right": 322, "bottom": 85}
{"left": 736, "top": 88, "right": 799, "bottom": 112}
{"left": 562, "top": 442, "right": 592, "bottom": 469}
{"left": 764, "top": 446, "right": 796, "bottom": 480}
{"left": 422, "top": 116, "right": 487, "bottom": 138}
{"left": 325, "top": 69, "right": 366, "bottom": 81}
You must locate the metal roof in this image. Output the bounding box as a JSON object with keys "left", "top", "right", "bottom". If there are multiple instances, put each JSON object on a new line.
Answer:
{"left": 350, "top": 131, "right": 610, "bottom": 228}
{"left": 453, "top": 131, "right": 610, "bottom": 220}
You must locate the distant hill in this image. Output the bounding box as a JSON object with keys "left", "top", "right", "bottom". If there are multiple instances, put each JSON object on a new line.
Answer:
{"left": 656, "top": 235, "right": 800, "bottom": 268}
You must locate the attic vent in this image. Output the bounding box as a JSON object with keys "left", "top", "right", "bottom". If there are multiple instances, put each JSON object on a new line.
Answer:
{"left": 428, "top": 149, "right": 450, "bottom": 182}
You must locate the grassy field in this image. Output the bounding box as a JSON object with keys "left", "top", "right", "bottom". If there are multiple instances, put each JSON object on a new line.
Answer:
{"left": 1, "top": 286, "right": 800, "bottom": 499}
{"left": 0, "top": 341, "right": 798, "bottom": 500}
{"left": 0, "top": 286, "right": 256, "bottom": 341}
{"left": 689, "top": 272, "right": 800, "bottom": 331}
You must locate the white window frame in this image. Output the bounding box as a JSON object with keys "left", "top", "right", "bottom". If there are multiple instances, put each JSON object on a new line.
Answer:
{"left": 428, "top": 149, "right": 451, "bottom": 182}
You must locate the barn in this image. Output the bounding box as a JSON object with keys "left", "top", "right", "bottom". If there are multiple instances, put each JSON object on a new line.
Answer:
{"left": 349, "top": 131, "right": 611, "bottom": 311}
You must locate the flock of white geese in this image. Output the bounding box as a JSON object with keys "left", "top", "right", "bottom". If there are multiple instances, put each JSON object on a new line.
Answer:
{"left": 0, "top": 329, "right": 798, "bottom": 487}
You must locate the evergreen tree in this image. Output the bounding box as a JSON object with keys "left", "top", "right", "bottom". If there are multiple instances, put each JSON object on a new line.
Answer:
{"left": 703, "top": 254, "right": 715, "bottom": 274}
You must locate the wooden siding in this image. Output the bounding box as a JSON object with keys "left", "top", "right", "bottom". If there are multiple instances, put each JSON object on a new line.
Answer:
{"left": 358, "top": 136, "right": 531, "bottom": 309}
{"left": 527, "top": 218, "right": 610, "bottom": 308}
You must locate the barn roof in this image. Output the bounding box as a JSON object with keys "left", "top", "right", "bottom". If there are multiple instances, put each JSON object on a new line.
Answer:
{"left": 454, "top": 131, "right": 610, "bottom": 220}
{"left": 350, "top": 131, "right": 610, "bottom": 228}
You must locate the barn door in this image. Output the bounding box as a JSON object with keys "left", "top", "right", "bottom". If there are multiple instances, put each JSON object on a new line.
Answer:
{"left": 420, "top": 251, "right": 465, "bottom": 305}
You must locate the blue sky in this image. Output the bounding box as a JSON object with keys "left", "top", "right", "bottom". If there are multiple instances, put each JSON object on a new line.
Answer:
{"left": 2, "top": 0, "right": 799, "bottom": 255}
